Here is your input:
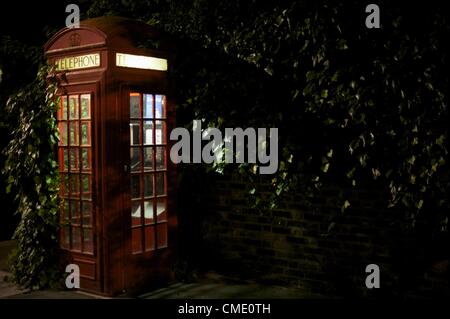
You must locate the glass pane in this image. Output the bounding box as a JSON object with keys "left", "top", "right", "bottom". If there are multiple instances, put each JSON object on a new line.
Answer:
{"left": 58, "top": 122, "right": 67, "bottom": 146}
{"left": 132, "top": 228, "right": 142, "bottom": 254}
{"left": 59, "top": 149, "right": 66, "bottom": 171}
{"left": 156, "top": 146, "right": 165, "bottom": 170}
{"left": 71, "top": 227, "right": 81, "bottom": 251}
{"left": 83, "top": 228, "right": 93, "bottom": 254}
{"left": 130, "top": 121, "right": 141, "bottom": 145}
{"left": 61, "top": 96, "right": 68, "bottom": 120}
{"left": 71, "top": 200, "right": 80, "bottom": 225}
{"left": 131, "top": 175, "right": 140, "bottom": 199}
{"left": 80, "top": 94, "right": 91, "bottom": 119}
{"left": 155, "top": 95, "right": 165, "bottom": 118}
{"left": 61, "top": 226, "right": 70, "bottom": 249}
{"left": 130, "top": 93, "right": 140, "bottom": 118}
{"left": 157, "top": 223, "right": 168, "bottom": 248}
{"left": 131, "top": 201, "right": 141, "bottom": 226}
{"left": 70, "top": 148, "right": 79, "bottom": 171}
{"left": 144, "top": 174, "right": 153, "bottom": 197}
{"left": 145, "top": 226, "right": 155, "bottom": 251}
{"left": 143, "top": 121, "right": 153, "bottom": 145}
{"left": 69, "top": 174, "right": 79, "bottom": 197}
{"left": 63, "top": 200, "right": 70, "bottom": 221}
{"left": 81, "top": 121, "right": 90, "bottom": 146}
{"left": 130, "top": 148, "right": 141, "bottom": 172}
{"left": 63, "top": 149, "right": 69, "bottom": 171}
{"left": 61, "top": 174, "right": 69, "bottom": 196}
{"left": 143, "top": 94, "right": 153, "bottom": 118}
{"left": 144, "top": 200, "right": 154, "bottom": 224}
{"left": 156, "top": 198, "right": 167, "bottom": 222}
{"left": 156, "top": 172, "right": 165, "bottom": 196}
{"left": 69, "top": 96, "right": 79, "bottom": 119}
{"left": 81, "top": 148, "right": 91, "bottom": 171}
{"left": 69, "top": 122, "right": 79, "bottom": 146}
{"left": 82, "top": 201, "right": 92, "bottom": 226}
{"left": 155, "top": 120, "right": 165, "bottom": 144}
{"left": 143, "top": 147, "right": 154, "bottom": 171}
{"left": 81, "top": 175, "right": 91, "bottom": 199}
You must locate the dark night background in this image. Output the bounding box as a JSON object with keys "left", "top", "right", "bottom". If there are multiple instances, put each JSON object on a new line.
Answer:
{"left": 0, "top": 0, "right": 448, "bottom": 298}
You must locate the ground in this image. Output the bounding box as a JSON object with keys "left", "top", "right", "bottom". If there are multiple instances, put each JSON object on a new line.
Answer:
{"left": 0, "top": 240, "right": 321, "bottom": 299}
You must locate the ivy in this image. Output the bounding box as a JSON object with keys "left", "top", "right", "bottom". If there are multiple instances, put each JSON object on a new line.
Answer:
{"left": 2, "top": 65, "right": 61, "bottom": 289}
{"left": 90, "top": 0, "right": 450, "bottom": 233}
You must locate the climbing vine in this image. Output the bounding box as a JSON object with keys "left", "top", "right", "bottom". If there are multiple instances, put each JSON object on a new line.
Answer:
{"left": 2, "top": 64, "right": 61, "bottom": 289}
{"left": 88, "top": 0, "right": 449, "bottom": 234}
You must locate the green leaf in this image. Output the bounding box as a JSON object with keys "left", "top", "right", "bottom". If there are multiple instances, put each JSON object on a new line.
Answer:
{"left": 341, "top": 200, "right": 351, "bottom": 213}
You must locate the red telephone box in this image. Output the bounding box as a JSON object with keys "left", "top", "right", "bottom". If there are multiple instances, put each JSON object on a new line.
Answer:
{"left": 44, "top": 17, "right": 176, "bottom": 296}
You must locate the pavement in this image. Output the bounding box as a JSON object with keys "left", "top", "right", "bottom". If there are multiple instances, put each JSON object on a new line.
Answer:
{"left": 0, "top": 270, "right": 27, "bottom": 298}
{"left": 0, "top": 240, "right": 15, "bottom": 271}
{"left": 0, "top": 240, "right": 319, "bottom": 299}
{"left": 139, "top": 278, "right": 317, "bottom": 299}
{"left": 1, "top": 270, "right": 318, "bottom": 299}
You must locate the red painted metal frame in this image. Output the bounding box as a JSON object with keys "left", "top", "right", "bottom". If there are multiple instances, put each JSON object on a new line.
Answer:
{"left": 45, "top": 17, "right": 176, "bottom": 296}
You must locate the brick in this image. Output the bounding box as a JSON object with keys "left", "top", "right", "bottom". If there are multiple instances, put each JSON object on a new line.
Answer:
{"left": 272, "top": 227, "right": 290, "bottom": 235}
{"left": 194, "top": 171, "right": 448, "bottom": 298}
{"left": 286, "top": 236, "right": 307, "bottom": 244}
{"left": 272, "top": 210, "right": 292, "bottom": 218}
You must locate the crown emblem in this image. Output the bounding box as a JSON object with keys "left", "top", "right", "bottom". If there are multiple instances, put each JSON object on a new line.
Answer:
{"left": 69, "top": 33, "right": 81, "bottom": 47}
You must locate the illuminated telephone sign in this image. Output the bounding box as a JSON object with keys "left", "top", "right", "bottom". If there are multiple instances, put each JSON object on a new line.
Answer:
{"left": 116, "top": 53, "right": 168, "bottom": 71}
{"left": 55, "top": 53, "right": 100, "bottom": 71}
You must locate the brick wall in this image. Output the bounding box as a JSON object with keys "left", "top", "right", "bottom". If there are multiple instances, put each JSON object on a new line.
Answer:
{"left": 183, "top": 171, "right": 449, "bottom": 298}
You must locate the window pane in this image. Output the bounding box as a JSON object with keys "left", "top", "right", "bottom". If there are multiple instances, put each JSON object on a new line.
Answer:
{"left": 156, "top": 146, "right": 166, "bottom": 170}
{"left": 61, "top": 174, "right": 69, "bottom": 196}
{"left": 58, "top": 148, "right": 66, "bottom": 172}
{"left": 156, "top": 198, "right": 167, "bottom": 222}
{"left": 155, "top": 120, "right": 165, "bottom": 144}
{"left": 69, "top": 174, "right": 79, "bottom": 197}
{"left": 156, "top": 172, "right": 165, "bottom": 196}
{"left": 70, "top": 148, "right": 79, "bottom": 171}
{"left": 145, "top": 226, "right": 155, "bottom": 251}
{"left": 61, "top": 96, "right": 68, "bottom": 120}
{"left": 143, "top": 121, "right": 153, "bottom": 145}
{"left": 80, "top": 94, "right": 91, "bottom": 119}
{"left": 132, "top": 228, "right": 142, "bottom": 254}
{"left": 82, "top": 201, "right": 92, "bottom": 226}
{"left": 131, "top": 175, "right": 140, "bottom": 199}
{"left": 63, "top": 200, "right": 70, "bottom": 221}
{"left": 130, "top": 147, "right": 141, "bottom": 172}
{"left": 81, "top": 148, "right": 91, "bottom": 171}
{"left": 157, "top": 223, "right": 168, "bottom": 248}
{"left": 155, "top": 95, "right": 165, "bottom": 118}
{"left": 69, "top": 96, "right": 79, "bottom": 119}
{"left": 62, "top": 149, "right": 69, "bottom": 171}
{"left": 144, "top": 200, "right": 154, "bottom": 224}
{"left": 143, "top": 94, "right": 153, "bottom": 118}
{"left": 71, "top": 200, "right": 80, "bottom": 225}
{"left": 61, "top": 226, "right": 70, "bottom": 249}
{"left": 130, "top": 93, "right": 140, "bottom": 118}
{"left": 143, "top": 147, "right": 154, "bottom": 171}
{"left": 58, "top": 122, "right": 67, "bottom": 146}
{"left": 81, "top": 121, "right": 90, "bottom": 146}
{"left": 71, "top": 227, "right": 81, "bottom": 251}
{"left": 144, "top": 174, "right": 153, "bottom": 197}
{"left": 69, "top": 122, "right": 79, "bottom": 146}
{"left": 83, "top": 228, "right": 93, "bottom": 254}
{"left": 81, "top": 175, "right": 91, "bottom": 199}
{"left": 130, "top": 121, "right": 141, "bottom": 145}
{"left": 131, "top": 201, "right": 141, "bottom": 226}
